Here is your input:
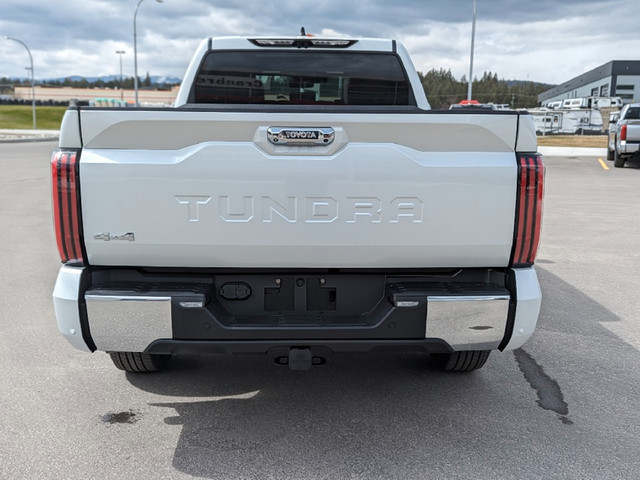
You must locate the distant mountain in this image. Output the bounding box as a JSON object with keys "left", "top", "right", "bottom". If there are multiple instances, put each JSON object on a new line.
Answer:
{"left": 151, "top": 75, "right": 182, "bottom": 85}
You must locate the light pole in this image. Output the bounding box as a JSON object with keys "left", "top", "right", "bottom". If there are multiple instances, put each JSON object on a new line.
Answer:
{"left": 134, "top": 0, "right": 163, "bottom": 106}
{"left": 467, "top": 0, "right": 477, "bottom": 101}
{"left": 116, "top": 50, "right": 125, "bottom": 101}
{"left": 4, "top": 36, "right": 36, "bottom": 129}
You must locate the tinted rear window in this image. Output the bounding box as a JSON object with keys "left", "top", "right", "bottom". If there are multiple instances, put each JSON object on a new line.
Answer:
{"left": 192, "top": 51, "right": 413, "bottom": 106}
{"left": 625, "top": 108, "right": 640, "bottom": 119}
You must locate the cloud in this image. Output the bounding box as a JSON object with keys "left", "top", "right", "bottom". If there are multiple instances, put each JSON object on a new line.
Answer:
{"left": 0, "top": 0, "right": 638, "bottom": 85}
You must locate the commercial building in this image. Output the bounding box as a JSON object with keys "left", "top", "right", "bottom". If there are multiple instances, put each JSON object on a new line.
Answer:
{"left": 538, "top": 60, "right": 640, "bottom": 106}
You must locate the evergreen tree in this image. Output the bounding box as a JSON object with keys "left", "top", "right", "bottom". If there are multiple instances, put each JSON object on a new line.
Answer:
{"left": 419, "top": 69, "right": 552, "bottom": 109}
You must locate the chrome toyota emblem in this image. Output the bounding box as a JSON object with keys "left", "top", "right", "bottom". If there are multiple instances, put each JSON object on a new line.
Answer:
{"left": 267, "top": 127, "right": 335, "bottom": 146}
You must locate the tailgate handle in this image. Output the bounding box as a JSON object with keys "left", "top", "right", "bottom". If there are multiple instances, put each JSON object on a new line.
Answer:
{"left": 267, "top": 127, "right": 335, "bottom": 146}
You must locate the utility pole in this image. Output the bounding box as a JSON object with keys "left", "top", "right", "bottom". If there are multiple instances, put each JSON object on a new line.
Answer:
{"left": 467, "top": 0, "right": 477, "bottom": 101}
{"left": 4, "top": 36, "right": 36, "bottom": 129}
{"left": 134, "top": 0, "right": 163, "bottom": 106}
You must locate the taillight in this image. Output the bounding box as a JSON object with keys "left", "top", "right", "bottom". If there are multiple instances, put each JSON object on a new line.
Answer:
{"left": 620, "top": 124, "right": 627, "bottom": 141}
{"left": 51, "top": 149, "right": 85, "bottom": 265}
{"left": 511, "top": 153, "right": 545, "bottom": 267}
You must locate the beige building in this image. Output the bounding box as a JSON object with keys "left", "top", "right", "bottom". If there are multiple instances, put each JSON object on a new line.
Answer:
{"left": 13, "top": 85, "right": 180, "bottom": 106}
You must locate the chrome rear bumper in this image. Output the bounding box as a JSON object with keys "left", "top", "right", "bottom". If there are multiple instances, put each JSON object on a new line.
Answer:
{"left": 85, "top": 295, "right": 172, "bottom": 352}
{"left": 426, "top": 295, "right": 510, "bottom": 350}
{"left": 54, "top": 267, "right": 541, "bottom": 354}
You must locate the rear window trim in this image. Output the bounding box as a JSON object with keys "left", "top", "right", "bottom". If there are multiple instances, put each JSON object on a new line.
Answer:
{"left": 188, "top": 48, "right": 416, "bottom": 106}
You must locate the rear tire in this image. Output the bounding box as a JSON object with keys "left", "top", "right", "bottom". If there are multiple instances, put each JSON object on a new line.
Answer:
{"left": 606, "top": 145, "right": 614, "bottom": 160}
{"left": 430, "top": 350, "right": 490, "bottom": 372}
{"left": 109, "top": 352, "right": 170, "bottom": 373}
{"left": 614, "top": 149, "right": 626, "bottom": 168}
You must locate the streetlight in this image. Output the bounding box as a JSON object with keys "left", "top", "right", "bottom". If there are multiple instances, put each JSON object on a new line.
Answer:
{"left": 467, "top": 0, "right": 477, "bottom": 101}
{"left": 134, "top": 0, "right": 163, "bottom": 106}
{"left": 116, "top": 50, "right": 126, "bottom": 101}
{"left": 4, "top": 36, "right": 36, "bottom": 129}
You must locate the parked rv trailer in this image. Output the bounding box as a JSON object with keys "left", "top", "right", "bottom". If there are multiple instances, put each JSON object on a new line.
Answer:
{"left": 530, "top": 108, "right": 603, "bottom": 134}
{"left": 558, "top": 97, "right": 622, "bottom": 109}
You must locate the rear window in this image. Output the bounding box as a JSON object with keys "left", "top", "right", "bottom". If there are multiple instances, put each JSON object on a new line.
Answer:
{"left": 192, "top": 51, "right": 413, "bottom": 106}
{"left": 625, "top": 108, "right": 640, "bottom": 120}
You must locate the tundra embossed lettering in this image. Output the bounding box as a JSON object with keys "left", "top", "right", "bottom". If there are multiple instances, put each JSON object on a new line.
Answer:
{"left": 174, "top": 195, "right": 424, "bottom": 223}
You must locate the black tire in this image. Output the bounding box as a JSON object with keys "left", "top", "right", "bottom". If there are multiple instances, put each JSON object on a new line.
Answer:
{"left": 606, "top": 145, "right": 614, "bottom": 161}
{"left": 109, "top": 352, "right": 170, "bottom": 373}
{"left": 430, "top": 350, "right": 490, "bottom": 372}
{"left": 613, "top": 149, "right": 626, "bottom": 168}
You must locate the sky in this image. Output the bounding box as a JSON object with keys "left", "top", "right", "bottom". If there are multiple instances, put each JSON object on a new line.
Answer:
{"left": 1, "top": 0, "right": 639, "bottom": 85}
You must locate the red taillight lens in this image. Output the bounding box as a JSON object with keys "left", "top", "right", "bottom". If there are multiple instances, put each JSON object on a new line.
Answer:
{"left": 51, "top": 149, "right": 85, "bottom": 265}
{"left": 620, "top": 124, "right": 627, "bottom": 141}
{"left": 512, "top": 153, "right": 545, "bottom": 268}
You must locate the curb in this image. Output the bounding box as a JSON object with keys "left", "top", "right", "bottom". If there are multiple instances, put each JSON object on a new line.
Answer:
{"left": 538, "top": 146, "right": 607, "bottom": 157}
{"left": 0, "top": 129, "right": 60, "bottom": 144}
{"left": 0, "top": 136, "right": 59, "bottom": 144}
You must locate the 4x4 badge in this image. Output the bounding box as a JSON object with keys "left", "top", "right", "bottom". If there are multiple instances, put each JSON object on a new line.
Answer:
{"left": 93, "top": 232, "right": 135, "bottom": 242}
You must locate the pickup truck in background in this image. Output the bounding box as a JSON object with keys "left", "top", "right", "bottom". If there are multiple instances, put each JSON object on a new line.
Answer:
{"left": 607, "top": 103, "right": 640, "bottom": 167}
{"left": 51, "top": 35, "right": 544, "bottom": 373}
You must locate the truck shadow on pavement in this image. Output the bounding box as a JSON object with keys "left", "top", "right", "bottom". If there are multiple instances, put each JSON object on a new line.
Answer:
{"left": 137, "top": 353, "right": 508, "bottom": 478}
{"left": 124, "top": 266, "right": 639, "bottom": 479}
{"left": 617, "top": 157, "right": 640, "bottom": 169}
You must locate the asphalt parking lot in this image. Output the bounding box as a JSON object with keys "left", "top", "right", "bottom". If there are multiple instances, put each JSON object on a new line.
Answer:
{"left": 1, "top": 141, "right": 639, "bottom": 479}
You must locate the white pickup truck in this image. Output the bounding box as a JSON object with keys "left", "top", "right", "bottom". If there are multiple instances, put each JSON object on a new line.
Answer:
{"left": 52, "top": 35, "right": 544, "bottom": 373}
{"left": 607, "top": 103, "right": 640, "bottom": 167}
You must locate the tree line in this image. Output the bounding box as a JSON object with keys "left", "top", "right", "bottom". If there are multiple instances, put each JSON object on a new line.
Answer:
{"left": 419, "top": 69, "right": 552, "bottom": 109}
